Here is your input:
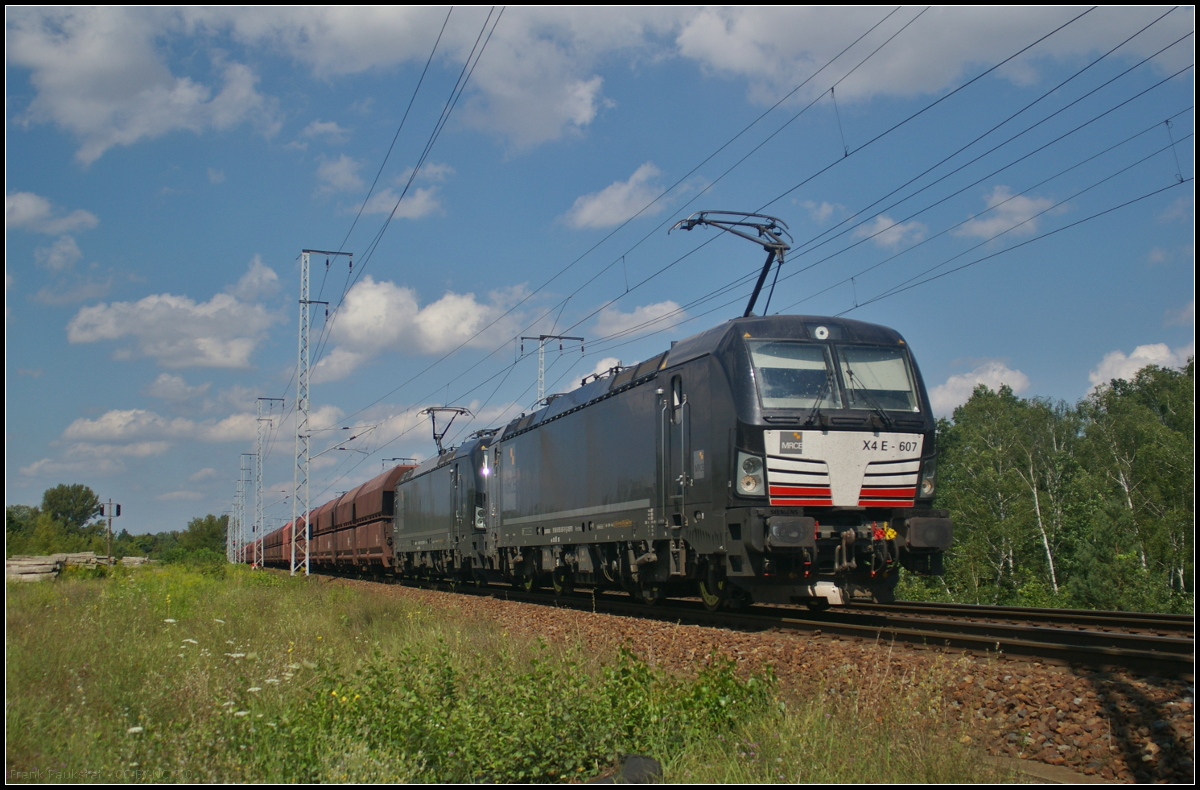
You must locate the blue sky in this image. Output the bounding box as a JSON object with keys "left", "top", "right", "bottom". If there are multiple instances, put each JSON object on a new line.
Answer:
{"left": 6, "top": 7, "right": 1194, "bottom": 535}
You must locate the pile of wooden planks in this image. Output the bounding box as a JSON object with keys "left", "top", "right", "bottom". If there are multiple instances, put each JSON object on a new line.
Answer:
{"left": 5, "top": 552, "right": 148, "bottom": 582}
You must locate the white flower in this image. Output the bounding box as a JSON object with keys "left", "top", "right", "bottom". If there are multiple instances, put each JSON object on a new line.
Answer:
{"left": 163, "top": 619, "right": 176, "bottom": 624}
{"left": 233, "top": 711, "right": 249, "bottom": 717}
{"left": 248, "top": 687, "right": 262, "bottom": 693}
{"left": 265, "top": 678, "right": 280, "bottom": 685}
{"left": 183, "top": 638, "right": 198, "bottom": 645}
{"left": 222, "top": 701, "right": 235, "bottom": 707}
{"left": 225, "top": 653, "right": 246, "bottom": 659}
{"left": 126, "top": 726, "right": 144, "bottom": 734}
{"left": 214, "top": 619, "right": 225, "bottom": 624}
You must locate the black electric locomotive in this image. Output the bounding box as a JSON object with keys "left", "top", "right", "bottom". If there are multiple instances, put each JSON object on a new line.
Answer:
{"left": 391, "top": 313, "right": 951, "bottom": 609}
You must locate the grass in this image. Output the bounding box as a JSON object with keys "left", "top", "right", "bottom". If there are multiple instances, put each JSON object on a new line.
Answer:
{"left": 6, "top": 565, "right": 1013, "bottom": 783}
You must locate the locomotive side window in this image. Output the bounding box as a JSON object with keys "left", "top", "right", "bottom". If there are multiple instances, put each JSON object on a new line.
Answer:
{"left": 747, "top": 341, "right": 841, "bottom": 410}
{"left": 671, "top": 375, "right": 684, "bottom": 424}
{"left": 837, "top": 346, "right": 920, "bottom": 412}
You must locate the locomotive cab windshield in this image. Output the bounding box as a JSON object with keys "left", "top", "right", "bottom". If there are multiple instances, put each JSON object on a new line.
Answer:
{"left": 747, "top": 339, "right": 921, "bottom": 413}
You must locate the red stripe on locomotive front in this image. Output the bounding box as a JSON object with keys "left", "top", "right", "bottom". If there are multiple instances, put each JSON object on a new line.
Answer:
{"left": 769, "top": 485, "right": 833, "bottom": 497}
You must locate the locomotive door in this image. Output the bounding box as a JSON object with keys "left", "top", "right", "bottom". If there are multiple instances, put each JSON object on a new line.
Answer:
{"left": 452, "top": 462, "right": 466, "bottom": 538}
{"left": 661, "top": 373, "right": 690, "bottom": 527}
{"left": 660, "top": 368, "right": 714, "bottom": 533}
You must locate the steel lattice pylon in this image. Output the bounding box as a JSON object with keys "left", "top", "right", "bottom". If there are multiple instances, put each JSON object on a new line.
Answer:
{"left": 292, "top": 249, "right": 350, "bottom": 576}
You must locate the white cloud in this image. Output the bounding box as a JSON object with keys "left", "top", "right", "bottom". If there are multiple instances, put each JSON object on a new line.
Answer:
{"left": 955, "top": 186, "right": 1057, "bottom": 240}
{"left": 929, "top": 361, "right": 1030, "bottom": 416}
{"left": 313, "top": 276, "right": 526, "bottom": 382}
{"left": 10, "top": 7, "right": 1192, "bottom": 160}
{"left": 357, "top": 187, "right": 441, "bottom": 219}
{"left": 34, "top": 235, "right": 84, "bottom": 271}
{"left": 156, "top": 490, "right": 204, "bottom": 501}
{"left": 674, "top": 7, "right": 1193, "bottom": 104}
{"left": 6, "top": 192, "right": 99, "bottom": 234}
{"left": 302, "top": 119, "right": 349, "bottom": 142}
{"left": 1088, "top": 342, "right": 1195, "bottom": 391}
{"left": 207, "top": 167, "right": 226, "bottom": 184}
{"left": 408, "top": 162, "right": 455, "bottom": 182}
{"left": 229, "top": 255, "right": 279, "bottom": 300}
{"left": 1165, "top": 300, "right": 1194, "bottom": 327}
{"left": 66, "top": 267, "right": 281, "bottom": 369}
{"left": 1157, "top": 195, "right": 1192, "bottom": 223}
{"left": 7, "top": 8, "right": 279, "bottom": 164}
{"left": 62, "top": 408, "right": 258, "bottom": 443}
{"left": 185, "top": 7, "right": 662, "bottom": 148}
{"left": 146, "top": 373, "right": 211, "bottom": 402}
{"left": 801, "top": 200, "right": 840, "bottom": 224}
{"left": 20, "top": 457, "right": 126, "bottom": 477}
{"left": 854, "top": 214, "right": 926, "bottom": 249}
{"left": 68, "top": 441, "right": 172, "bottom": 458}
{"left": 189, "top": 467, "right": 220, "bottom": 482}
{"left": 566, "top": 357, "right": 623, "bottom": 391}
{"left": 33, "top": 278, "right": 112, "bottom": 305}
{"left": 316, "top": 154, "right": 364, "bottom": 193}
{"left": 565, "top": 163, "right": 666, "bottom": 229}
{"left": 593, "top": 300, "right": 684, "bottom": 339}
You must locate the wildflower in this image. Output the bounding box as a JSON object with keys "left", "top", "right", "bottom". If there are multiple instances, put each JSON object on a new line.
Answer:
{"left": 164, "top": 619, "right": 176, "bottom": 624}
{"left": 225, "top": 653, "right": 246, "bottom": 659}
{"left": 265, "top": 678, "right": 280, "bottom": 685}
{"left": 248, "top": 687, "right": 262, "bottom": 693}
{"left": 214, "top": 618, "right": 225, "bottom": 624}
{"left": 222, "top": 701, "right": 235, "bottom": 707}
{"left": 234, "top": 711, "right": 249, "bottom": 717}
{"left": 126, "top": 726, "right": 144, "bottom": 734}
{"left": 183, "top": 638, "right": 198, "bottom": 645}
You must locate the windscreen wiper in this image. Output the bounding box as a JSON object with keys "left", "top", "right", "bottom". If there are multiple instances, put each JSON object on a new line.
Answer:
{"left": 843, "top": 367, "right": 893, "bottom": 430}
{"left": 803, "top": 372, "right": 834, "bottom": 428}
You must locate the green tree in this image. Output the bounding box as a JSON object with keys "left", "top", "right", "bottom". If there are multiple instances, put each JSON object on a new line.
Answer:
{"left": 1074, "top": 360, "right": 1193, "bottom": 610}
{"left": 931, "top": 360, "right": 1193, "bottom": 614}
{"left": 179, "top": 514, "right": 228, "bottom": 554}
{"left": 937, "top": 385, "right": 1035, "bottom": 603}
{"left": 40, "top": 484, "right": 102, "bottom": 536}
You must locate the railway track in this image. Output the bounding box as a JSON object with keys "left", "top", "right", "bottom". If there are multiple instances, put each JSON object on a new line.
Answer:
{"left": 406, "top": 579, "right": 1194, "bottom": 679}
{"left": 853, "top": 600, "right": 1194, "bottom": 636}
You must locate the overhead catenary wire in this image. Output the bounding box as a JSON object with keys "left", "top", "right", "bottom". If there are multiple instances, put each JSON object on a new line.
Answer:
{"left": 307, "top": 5, "right": 1122, "bottom": 474}
{"left": 279, "top": 7, "right": 1185, "bottom": 514}
{"left": 319, "top": 6, "right": 1164, "bottom": 457}
{"left": 311, "top": 7, "right": 505, "bottom": 369}
{"left": 321, "top": 7, "right": 916, "bottom": 425}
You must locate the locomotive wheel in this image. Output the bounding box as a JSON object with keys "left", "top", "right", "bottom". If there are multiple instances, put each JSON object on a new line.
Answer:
{"left": 518, "top": 573, "right": 539, "bottom": 593}
{"left": 551, "top": 568, "right": 574, "bottom": 597}
{"left": 698, "top": 574, "right": 730, "bottom": 613}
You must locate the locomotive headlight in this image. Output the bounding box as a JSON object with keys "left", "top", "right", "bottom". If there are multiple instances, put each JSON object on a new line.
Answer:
{"left": 919, "top": 457, "right": 937, "bottom": 498}
{"left": 736, "top": 451, "right": 765, "bottom": 496}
